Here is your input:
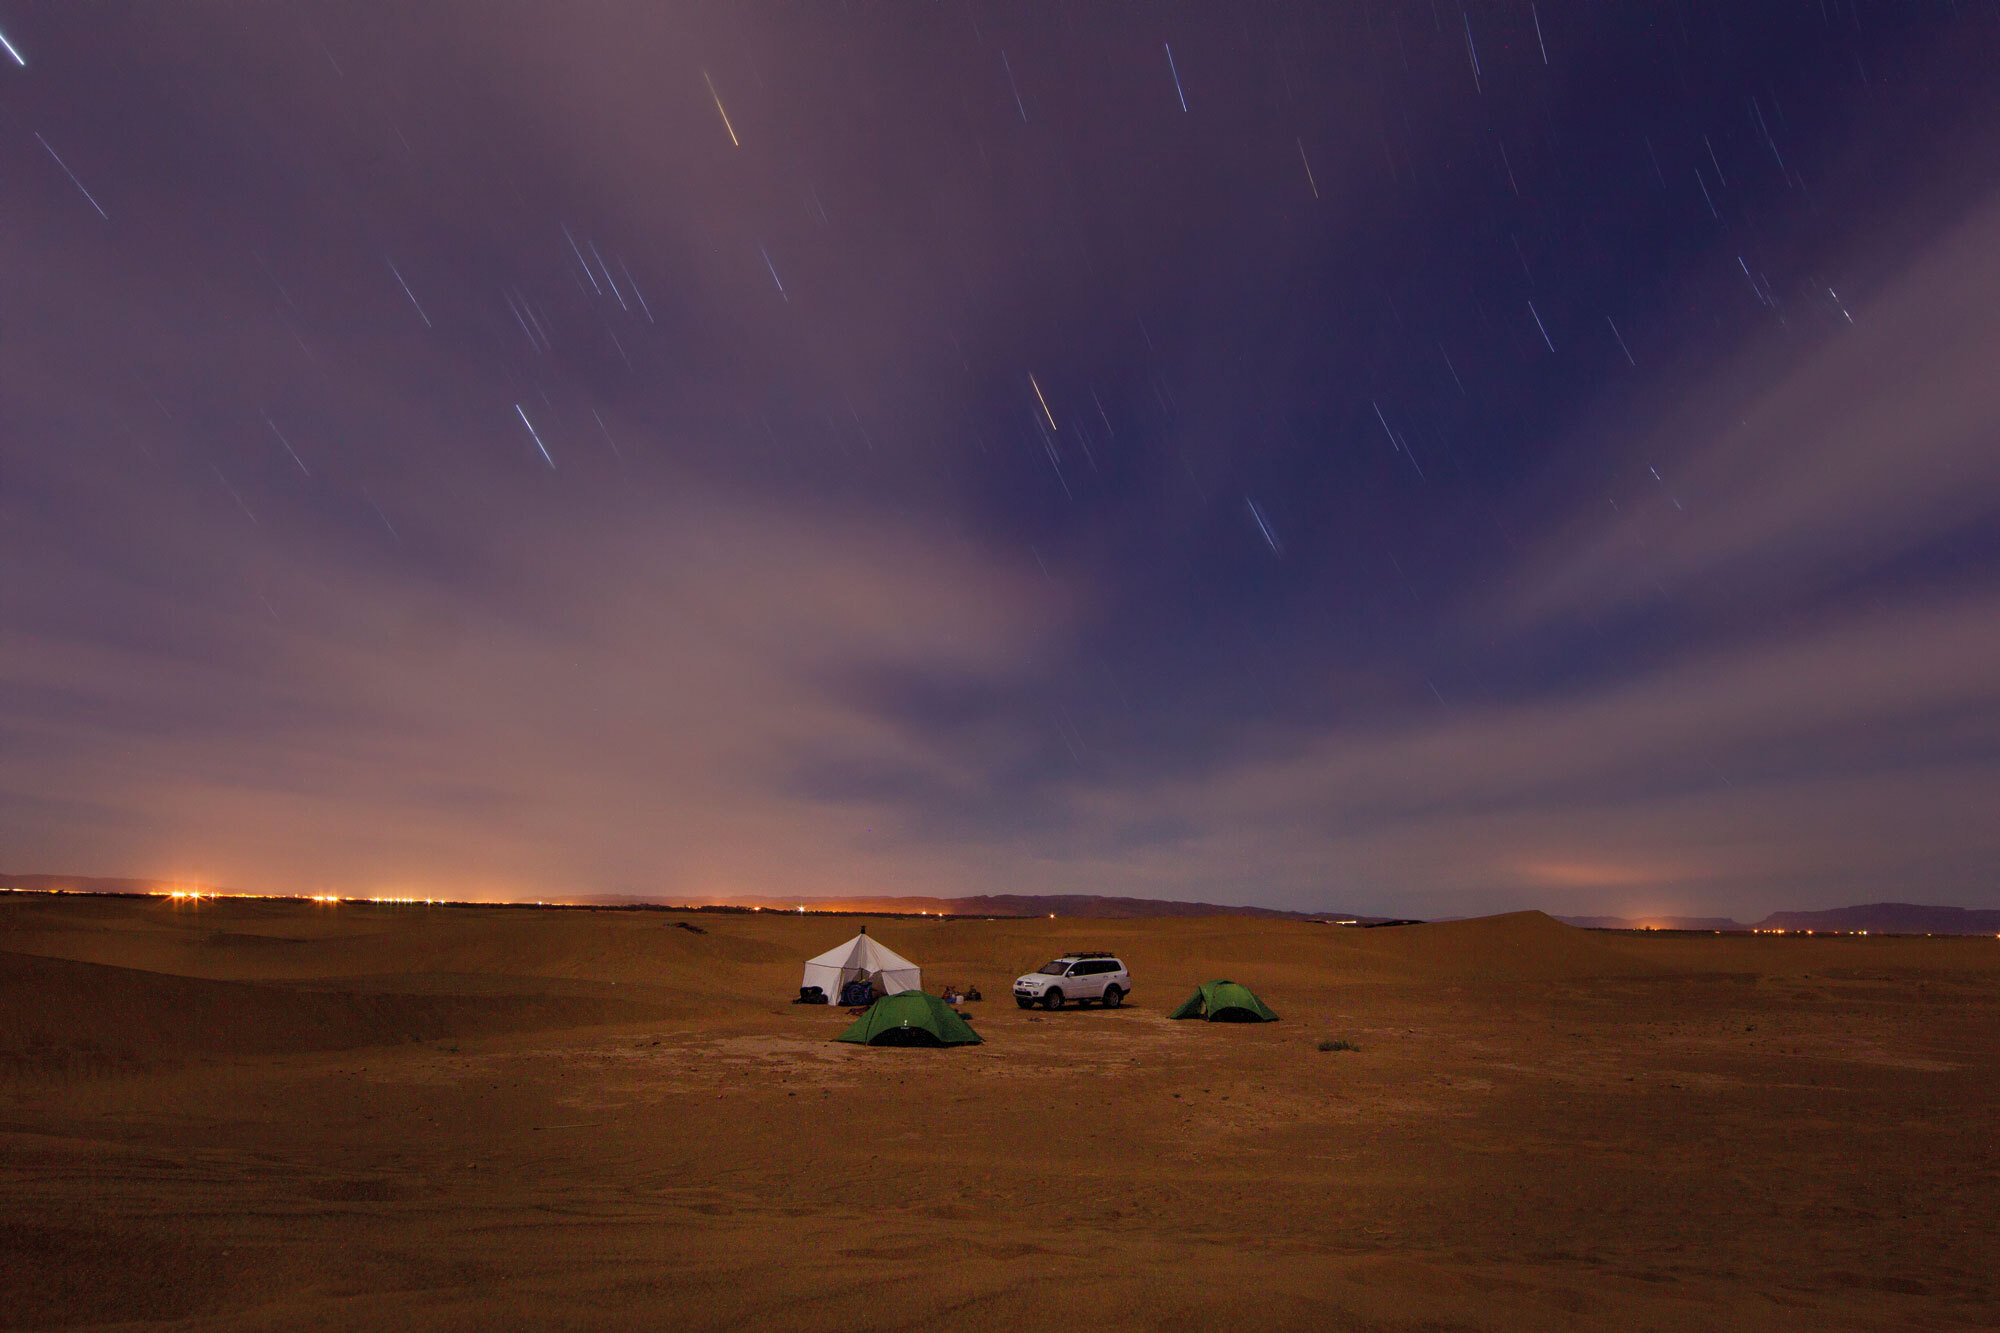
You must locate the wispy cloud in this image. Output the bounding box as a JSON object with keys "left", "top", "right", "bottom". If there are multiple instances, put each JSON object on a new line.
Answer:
{"left": 1510, "top": 197, "right": 2000, "bottom": 624}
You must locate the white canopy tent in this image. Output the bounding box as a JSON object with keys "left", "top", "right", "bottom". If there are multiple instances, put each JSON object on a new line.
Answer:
{"left": 801, "top": 930, "right": 921, "bottom": 1004}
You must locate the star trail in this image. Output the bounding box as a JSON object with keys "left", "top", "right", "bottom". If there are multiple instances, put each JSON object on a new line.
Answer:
{"left": 4, "top": 3, "right": 1999, "bottom": 917}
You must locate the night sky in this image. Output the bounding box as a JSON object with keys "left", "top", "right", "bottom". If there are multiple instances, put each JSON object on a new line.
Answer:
{"left": 6, "top": 3, "right": 1999, "bottom": 917}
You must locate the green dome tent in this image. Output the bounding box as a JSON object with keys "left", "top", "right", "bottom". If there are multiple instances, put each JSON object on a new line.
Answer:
{"left": 1167, "top": 980, "right": 1280, "bottom": 1023}
{"left": 834, "top": 990, "right": 984, "bottom": 1047}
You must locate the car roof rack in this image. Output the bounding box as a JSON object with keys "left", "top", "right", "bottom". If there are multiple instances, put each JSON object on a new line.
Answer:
{"left": 1065, "top": 950, "right": 1118, "bottom": 959}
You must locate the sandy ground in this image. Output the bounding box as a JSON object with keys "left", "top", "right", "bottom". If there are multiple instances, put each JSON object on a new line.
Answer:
{"left": 3, "top": 895, "right": 1997, "bottom": 1331}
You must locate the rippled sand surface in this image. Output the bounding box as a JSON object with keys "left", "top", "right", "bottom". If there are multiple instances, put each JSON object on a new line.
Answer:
{"left": 4, "top": 895, "right": 1996, "bottom": 1330}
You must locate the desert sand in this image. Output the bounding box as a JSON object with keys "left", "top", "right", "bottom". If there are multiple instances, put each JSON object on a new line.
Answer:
{"left": 3, "top": 893, "right": 1996, "bottom": 1331}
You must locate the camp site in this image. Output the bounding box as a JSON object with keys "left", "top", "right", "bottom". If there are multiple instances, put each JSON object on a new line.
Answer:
{"left": 791, "top": 925, "right": 1284, "bottom": 1049}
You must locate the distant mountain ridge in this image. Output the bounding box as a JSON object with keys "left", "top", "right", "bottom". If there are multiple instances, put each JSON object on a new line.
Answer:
{"left": 1561, "top": 902, "right": 2000, "bottom": 935}
{"left": 3, "top": 874, "right": 181, "bottom": 897}
{"left": 584, "top": 892, "right": 1356, "bottom": 921}
{"left": 1755, "top": 903, "right": 2000, "bottom": 934}
{"left": 0, "top": 874, "right": 1366, "bottom": 921}
{"left": 7, "top": 874, "right": 1994, "bottom": 932}
{"left": 1560, "top": 915, "right": 1747, "bottom": 932}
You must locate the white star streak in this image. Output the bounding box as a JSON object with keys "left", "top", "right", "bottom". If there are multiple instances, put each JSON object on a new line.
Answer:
{"left": 1528, "top": 300, "right": 1555, "bottom": 353}
{"left": 619, "top": 257, "right": 655, "bottom": 323}
{"left": 386, "top": 260, "right": 431, "bottom": 326}
{"left": 263, "top": 413, "right": 310, "bottom": 477}
{"left": 1000, "top": 51, "right": 1027, "bottom": 122}
{"left": 1246, "top": 498, "right": 1281, "bottom": 554}
{"left": 589, "top": 239, "right": 626, "bottom": 311}
{"left": 1164, "top": 43, "right": 1188, "bottom": 112}
{"left": 561, "top": 223, "right": 601, "bottom": 296}
{"left": 514, "top": 404, "right": 555, "bottom": 468}
{"left": 1606, "top": 316, "right": 1636, "bottom": 366}
{"left": 1029, "top": 372, "right": 1058, "bottom": 431}
{"left": 703, "top": 69, "right": 740, "bottom": 146}
{"left": 35, "top": 133, "right": 107, "bottom": 219}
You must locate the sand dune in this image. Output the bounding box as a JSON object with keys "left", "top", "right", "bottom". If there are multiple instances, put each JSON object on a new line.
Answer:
{"left": 3, "top": 893, "right": 1997, "bottom": 1330}
{"left": 0, "top": 951, "right": 672, "bottom": 1078}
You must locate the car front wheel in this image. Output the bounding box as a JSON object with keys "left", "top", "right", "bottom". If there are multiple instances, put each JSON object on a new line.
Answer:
{"left": 1102, "top": 985, "right": 1123, "bottom": 1008}
{"left": 1016, "top": 997, "right": 1034, "bottom": 1009}
{"left": 1043, "top": 988, "right": 1065, "bottom": 1010}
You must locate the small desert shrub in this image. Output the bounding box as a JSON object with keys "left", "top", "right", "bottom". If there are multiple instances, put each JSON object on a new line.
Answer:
{"left": 1318, "top": 1038, "right": 1359, "bottom": 1053}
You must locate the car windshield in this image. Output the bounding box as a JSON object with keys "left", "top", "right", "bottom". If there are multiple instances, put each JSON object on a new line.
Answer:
{"left": 1038, "top": 961, "right": 1071, "bottom": 975}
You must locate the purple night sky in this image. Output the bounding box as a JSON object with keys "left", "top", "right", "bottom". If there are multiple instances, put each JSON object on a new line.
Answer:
{"left": 4, "top": 4, "right": 1998, "bottom": 917}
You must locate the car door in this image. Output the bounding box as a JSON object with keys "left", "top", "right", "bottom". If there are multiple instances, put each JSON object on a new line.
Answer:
{"left": 1077, "top": 960, "right": 1108, "bottom": 999}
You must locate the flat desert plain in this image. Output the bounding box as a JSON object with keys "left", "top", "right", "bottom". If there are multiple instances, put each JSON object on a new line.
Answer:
{"left": 3, "top": 895, "right": 1997, "bottom": 1331}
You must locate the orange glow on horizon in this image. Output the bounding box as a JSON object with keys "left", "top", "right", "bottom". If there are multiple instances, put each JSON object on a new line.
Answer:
{"left": 1512, "top": 858, "right": 1691, "bottom": 891}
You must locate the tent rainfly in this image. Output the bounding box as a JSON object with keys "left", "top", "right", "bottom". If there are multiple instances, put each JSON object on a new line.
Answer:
{"left": 834, "top": 991, "right": 983, "bottom": 1046}
{"left": 1166, "top": 980, "right": 1280, "bottom": 1022}
{"left": 801, "top": 930, "right": 921, "bottom": 1005}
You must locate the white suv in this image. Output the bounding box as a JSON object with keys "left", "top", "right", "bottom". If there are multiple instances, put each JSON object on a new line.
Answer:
{"left": 1013, "top": 953, "right": 1131, "bottom": 1010}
